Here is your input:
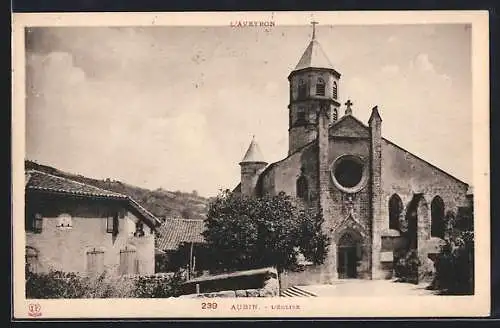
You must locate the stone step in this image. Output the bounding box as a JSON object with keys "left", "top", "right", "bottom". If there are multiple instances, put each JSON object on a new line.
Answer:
{"left": 280, "top": 286, "right": 317, "bottom": 297}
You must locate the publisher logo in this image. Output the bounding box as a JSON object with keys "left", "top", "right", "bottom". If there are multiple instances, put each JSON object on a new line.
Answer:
{"left": 28, "top": 303, "right": 42, "bottom": 317}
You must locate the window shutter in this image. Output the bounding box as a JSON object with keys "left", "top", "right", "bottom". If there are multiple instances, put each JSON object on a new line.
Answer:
{"left": 34, "top": 214, "right": 43, "bottom": 233}
{"left": 25, "top": 247, "right": 39, "bottom": 274}
{"left": 87, "top": 248, "right": 105, "bottom": 274}
{"left": 119, "top": 247, "right": 138, "bottom": 275}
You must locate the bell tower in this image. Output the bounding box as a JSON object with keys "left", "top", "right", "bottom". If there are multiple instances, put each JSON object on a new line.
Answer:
{"left": 287, "top": 22, "right": 342, "bottom": 155}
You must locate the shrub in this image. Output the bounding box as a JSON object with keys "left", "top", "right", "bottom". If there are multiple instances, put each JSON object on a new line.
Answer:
{"left": 394, "top": 250, "right": 420, "bottom": 284}
{"left": 25, "top": 271, "right": 87, "bottom": 299}
{"left": 431, "top": 231, "right": 474, "bottom": 295}
{"left": 133, "top": 272, "right": 185, "bottom": 298}
{"left": 25, "top": 270, "right": 186, "bottom": 299}
{"left": 430, "top": 209, "right": 474, "bottom": 295}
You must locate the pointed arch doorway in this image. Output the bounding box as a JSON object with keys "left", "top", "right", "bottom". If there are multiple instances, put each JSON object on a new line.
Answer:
{"left": 337, "top": 231, "right": 362, "bottom": 279}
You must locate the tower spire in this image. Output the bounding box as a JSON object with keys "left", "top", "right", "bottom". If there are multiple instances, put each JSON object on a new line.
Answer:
{"left": 311, "top": 21, "right": 319, "bottom": 40}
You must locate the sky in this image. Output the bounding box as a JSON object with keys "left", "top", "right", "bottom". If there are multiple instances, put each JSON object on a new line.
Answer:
{"left": 25, "top": 24, "right": 472, "bottom": 197}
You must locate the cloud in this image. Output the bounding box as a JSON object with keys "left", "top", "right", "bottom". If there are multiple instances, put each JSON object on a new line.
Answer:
{"left": 27, "top": 51, "right": 86, "bottom": 95}
{"left": 380, "top": 64, "right": 400, "bottom": 76}
{"left": 414, "top": 53, "right": 435, "bottom": 72}
{"left": 411, "top": 53, "right": 453, "bottom": 87}
{"left": 24, "top": 26, "right": 471, "bottom": 195}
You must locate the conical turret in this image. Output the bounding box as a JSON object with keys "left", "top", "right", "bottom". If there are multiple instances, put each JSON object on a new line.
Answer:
{"left": 239, "top": 136, "right": 267, "bottom": 196}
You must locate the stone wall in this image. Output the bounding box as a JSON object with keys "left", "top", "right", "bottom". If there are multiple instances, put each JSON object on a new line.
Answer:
{"left": 255, "top": 114, "right": 470, "bottom": 282}
{"left": 380, "top": 139, "right": 470, "bottom": 267}
{"left": 25, "top": 194, "right": 155, "bottom": 276}
{"left": 279, "top": 266, "right": 326, "bottom": 290}
{"left": 178, "top": 288, "right": 277, "bottom": 298}
{"left": 380, "top": 139, "right": 469, "bottom": 229}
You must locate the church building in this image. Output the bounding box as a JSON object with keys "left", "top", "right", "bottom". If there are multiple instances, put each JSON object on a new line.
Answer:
{"left": 234, "top": 24, "right": 472, "bottom": 281}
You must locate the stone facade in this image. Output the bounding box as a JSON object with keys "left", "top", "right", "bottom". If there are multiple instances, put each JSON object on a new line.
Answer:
{"left": 25, "top": 192, "right": 156, "bottom": 276}
{"left": 235, "top": 27, "right": 471, "bottom": 283}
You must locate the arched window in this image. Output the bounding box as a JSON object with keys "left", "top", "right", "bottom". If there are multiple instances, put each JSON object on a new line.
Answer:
{"left": 431, "top": 196, "right": 445, "bottom": 238}
{"left": 316, "top": 78, "right": 326, "bottom": 96}
{"left": 332, "top": 81, "right": 338, "bottom": 99}
{"left": 388, "top": 194, "right": 403, "bottom": 231}
{"left": 25, "top": 246, "right": 39, "bottom": 274}
{"left": 120, "top": 245, "right": 139, "bottom": 275}
{"left": 296, "top": 176, "right": 309, "bottom": 201}
{"left": 86, "top": 247, "right": 105, "bottom": 274}
{"left": 298, "top": 79, "right": 307, "bottom": 99}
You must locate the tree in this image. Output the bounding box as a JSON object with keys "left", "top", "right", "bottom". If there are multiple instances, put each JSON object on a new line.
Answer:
{"left": 202, "top": 190, "right": 330, "bottom": 272}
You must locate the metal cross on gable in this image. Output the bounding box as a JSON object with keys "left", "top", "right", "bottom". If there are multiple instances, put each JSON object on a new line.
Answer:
{"left": 345, "top": 99, "right": 353, "bottom": 115}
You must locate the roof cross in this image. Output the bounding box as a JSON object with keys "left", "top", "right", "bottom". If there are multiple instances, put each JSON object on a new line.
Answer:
{"left": 311, "top": 21, "right": 319, "bottom": 40}
{"left": 345, "top": 99, "right": 353, "bottom": 115}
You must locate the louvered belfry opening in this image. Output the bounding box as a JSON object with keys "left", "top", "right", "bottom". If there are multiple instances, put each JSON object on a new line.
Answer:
{"left": 316, "top": 78, "right": 326, "bottom": 96}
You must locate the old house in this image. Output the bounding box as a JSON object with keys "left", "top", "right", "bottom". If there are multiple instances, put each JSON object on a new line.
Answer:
{"left": 25, "top": 170, "right": 162, "bottom": 276}
{"left": 234, "top": 25, "right": 473, "bottom": 282}
{"left": 155, "top": 218, "right": 207, "bottom": 276}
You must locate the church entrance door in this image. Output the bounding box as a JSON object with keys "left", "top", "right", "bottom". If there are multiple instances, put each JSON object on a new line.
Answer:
{"left": 337, "top": 231, "right": 360, "bottom": 279}
{"left": 338, "top": 246, "right": 357, "bottom": 278}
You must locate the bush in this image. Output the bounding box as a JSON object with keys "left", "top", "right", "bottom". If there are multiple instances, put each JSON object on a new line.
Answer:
{"left": 430, "top": 209, "right": 474, "bottom": 295}
{"left": 431, "top": 231, "right": 474, "bottom": 295}
{"left": 394, "top": 250, "right": 420, "bottom": 284}
{"left": 25, "top": 270, "right": 186, "bottom": 299}
{"left": 133, "top": 272, "right": 185, "bottom": 298}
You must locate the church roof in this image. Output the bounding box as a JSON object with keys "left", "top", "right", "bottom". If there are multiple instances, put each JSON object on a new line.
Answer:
{"left": 240, "top": 136, "right": 267, "bottom": 164}
{"left": 294, "top": 38, "right": 335, "bottom": 71}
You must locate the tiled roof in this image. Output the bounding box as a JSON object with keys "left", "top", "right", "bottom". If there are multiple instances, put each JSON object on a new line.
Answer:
{"left": 240, "top": 136, "right": 267, "bottom": 164}
{"left": 26, "top": 170, "right": 127, "bottom": 199}
{"left": 156, "top": 218, "right": 206, "bottom": 251}
{"left": 294, "top": 39, "right": 335, "bottom": 71}
{"left": 25, "top": 170, "right": 162, "bottom": 228}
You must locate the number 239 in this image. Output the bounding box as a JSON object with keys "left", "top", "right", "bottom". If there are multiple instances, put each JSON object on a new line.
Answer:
{"left": 201, "top": 302, "right": 217, "bottom": 309}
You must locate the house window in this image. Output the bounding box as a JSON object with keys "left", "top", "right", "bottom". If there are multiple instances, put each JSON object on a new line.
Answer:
{"left": 86, "top": 248, "right": 105, "bottom": 274}
{"left": 296, "top": 176, "right": 309, "bottom": 201}
{"left": 119, "top": 246, "right": 139, "bottom": 275}
{"left": 25, "top": 247, "right": 39, "bottom": 274}
{"left": 106, "top": 212, "right": 119, "bottom": 234}
{"left": 134, "top": 221, "right": 145, "bottom": 237}
{"left": 33, "top": 213, "right": 43, "bottom": 233}
{"left": 57, "top": 213, "right": 72, "bottom": 229}
{"left": 298, "top": 79, "right": 307, "bottom": 99}
{"left": 316, "top": 78, "right": 326, "bottom": 96}
{"left": 332, "top": 81, "right": 338, "bottom": 99}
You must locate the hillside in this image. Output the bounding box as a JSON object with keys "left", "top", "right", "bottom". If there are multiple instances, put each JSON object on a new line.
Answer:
{"left": 25, "top": 160, "right": 210, "bottom": 221}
